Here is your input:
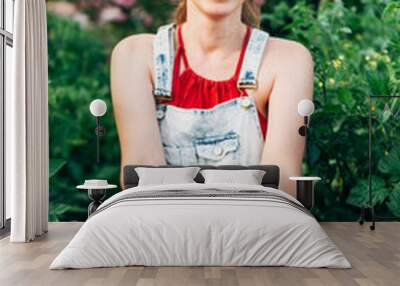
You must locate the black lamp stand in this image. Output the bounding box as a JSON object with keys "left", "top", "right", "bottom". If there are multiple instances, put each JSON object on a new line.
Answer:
{"left": 359, "top": 95, "right": 400, "bottom": 231}
{"left": 95, "top": 116, "right": 106, "bottom": 164}
{"left": 358, "top": 95, "right": 376, "bottom": 230}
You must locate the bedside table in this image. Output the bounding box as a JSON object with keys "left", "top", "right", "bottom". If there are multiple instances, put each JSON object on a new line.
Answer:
{"left": 77, "top": 180, "right": 117, "bottom": 216}
{"left": 289, "top": 176, "right": 321, "bottom": 210}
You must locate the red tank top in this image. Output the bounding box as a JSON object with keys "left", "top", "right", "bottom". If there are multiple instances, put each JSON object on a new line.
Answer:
{"left": 167, "top": 25, "right": 267, "bottom": 138}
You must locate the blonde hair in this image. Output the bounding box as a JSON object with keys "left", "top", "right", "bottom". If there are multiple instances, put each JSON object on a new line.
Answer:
{"left": 174, "top": 0, "right": 261, "bottom": 28}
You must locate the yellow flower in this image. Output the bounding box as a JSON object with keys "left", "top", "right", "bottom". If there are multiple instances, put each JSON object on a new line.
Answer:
{"left": 383, "top": 55, "right": 391, "bottom": 64}
{"left": 332, "top": 59, "right": 342, "bottom": 69}
{"left": 372, "top": 52, "right": 380, "bottom": 60}
{"left": 369, "top": 61, "right": 378, "bottom": 69}
{"left": 343, "top": 42, "right": 352, "bottom": 49}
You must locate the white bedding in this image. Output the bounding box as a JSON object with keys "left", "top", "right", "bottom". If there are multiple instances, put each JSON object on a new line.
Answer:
{"left": 50, "top": 183, "right": 351, "bottom": 269}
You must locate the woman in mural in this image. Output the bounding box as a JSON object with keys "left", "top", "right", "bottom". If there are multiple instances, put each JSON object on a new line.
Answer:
{"left": 111, "top": 0, "right": 313, "bottom": 196}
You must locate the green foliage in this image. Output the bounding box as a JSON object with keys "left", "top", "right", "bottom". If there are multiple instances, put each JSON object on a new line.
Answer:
{"left": 48, "top": 13, "right": 120, "bottom": 221}
{"left": 346, "top": 177, "right": 389, "bottom": 208}
{"left": 48, "top": 0, "right": 400, "bottom": 221}
{"left": 387, "top": 183, "right": 400, "bottom": 217}
{"left": 378, "top": 146, "right": 400, "bottom": 177}
{"left": 273, "top": 0, "right": 400, "bottom": 220}
{"left": 49, "top": 159, "right": 67, "bottom": 178}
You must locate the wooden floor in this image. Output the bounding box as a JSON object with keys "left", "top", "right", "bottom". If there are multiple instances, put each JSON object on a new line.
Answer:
{"left": 0, "top": 222, "right": 399, "bottom": 286}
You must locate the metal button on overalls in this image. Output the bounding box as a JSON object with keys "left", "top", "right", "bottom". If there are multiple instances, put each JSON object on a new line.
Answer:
{"left": 156, "top": 109, "right": 165, "bottom": 120}
{"left": 240, "top": 97, "right": 251, "bottom": 109}
{"left": 213, "top": 146, "right": 223, "bottom": 156}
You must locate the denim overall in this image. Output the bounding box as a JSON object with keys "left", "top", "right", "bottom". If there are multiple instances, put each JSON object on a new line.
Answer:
{"left": 153, "top": 24, "right": 269, "bottom": 165}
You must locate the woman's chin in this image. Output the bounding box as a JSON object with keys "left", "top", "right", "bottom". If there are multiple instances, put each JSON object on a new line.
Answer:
{"left": 191, "top": 0, "right": 243, "bottom": 21}
{"left": 204, "top": 11, "right": 236, "bottom": 21}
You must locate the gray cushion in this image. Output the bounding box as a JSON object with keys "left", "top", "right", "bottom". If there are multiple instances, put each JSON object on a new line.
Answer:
{"left": 200, "top": 169, "right": 266, "bottom": 185}
{"left": 135, "top": 167, "right": 200, "bottom": 186}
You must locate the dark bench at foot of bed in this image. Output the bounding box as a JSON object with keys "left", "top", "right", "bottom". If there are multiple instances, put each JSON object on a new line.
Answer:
{"left": 123, "top": 165, "right": 280, "bottom": 190}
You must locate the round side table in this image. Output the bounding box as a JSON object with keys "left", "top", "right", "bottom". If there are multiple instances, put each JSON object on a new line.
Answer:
{"left": 289, "top": 176, "right": 321, "bottom": 210}
{"left": 77, "top": 182, "right": 117, "bottom": 217}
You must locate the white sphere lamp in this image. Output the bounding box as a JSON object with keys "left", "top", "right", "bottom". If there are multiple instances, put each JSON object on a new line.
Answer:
{"left": 298, "top": 99, "right": 315, "bottom": 137}
{"left": 89, "top": 99, "right": 107, "bottom": 163}
{"left": 90, "top": 99, "right": 107, "bottom": 117}
{"left": 298, "top": 99, "right": 315, "bottom": 117}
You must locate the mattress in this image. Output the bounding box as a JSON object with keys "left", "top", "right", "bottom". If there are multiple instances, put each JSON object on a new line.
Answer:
{"left": 50, "top": 183, "right": 351, "bottom": 269}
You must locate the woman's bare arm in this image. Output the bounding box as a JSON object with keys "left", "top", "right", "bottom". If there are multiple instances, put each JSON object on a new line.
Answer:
{"left": 260, "top": 40, "right": 314, "bottom": 197}
{"left": 111, "top": 34, "right": 166, "bottom": 185}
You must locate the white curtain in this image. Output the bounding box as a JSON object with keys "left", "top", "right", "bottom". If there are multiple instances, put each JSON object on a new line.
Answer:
{"left": 7, "top": 0, "right": 49, "bottom": 242}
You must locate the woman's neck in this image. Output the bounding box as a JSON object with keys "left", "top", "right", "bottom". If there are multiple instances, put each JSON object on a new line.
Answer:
{"left": 183, "top": 2, "right": 247, "bottom": 53}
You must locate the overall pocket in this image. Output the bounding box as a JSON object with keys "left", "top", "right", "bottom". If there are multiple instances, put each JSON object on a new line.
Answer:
{"left": 163, "top": 144, "right": 198, "bottom": 166}
{"left": 194, "top": 131, "right": 240, "bottom": 165}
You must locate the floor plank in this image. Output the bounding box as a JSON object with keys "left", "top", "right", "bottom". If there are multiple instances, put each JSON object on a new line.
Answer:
{"left": 0, "top": 222, "right": 399, "bottom": 286}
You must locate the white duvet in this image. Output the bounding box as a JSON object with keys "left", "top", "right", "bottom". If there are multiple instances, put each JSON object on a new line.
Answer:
{"left": 50, "top": 183, "right": 351, "bottom": 269}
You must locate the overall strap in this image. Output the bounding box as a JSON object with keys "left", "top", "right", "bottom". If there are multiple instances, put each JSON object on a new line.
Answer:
{"left": 237, "top": 28, "right": 269, "bottom": 89}
{"left": 153, "top": 23, "right": 176, "bottom": 100}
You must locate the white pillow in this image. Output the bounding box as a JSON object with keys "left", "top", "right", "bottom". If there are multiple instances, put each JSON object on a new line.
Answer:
{"left": 135, "top": 167, "right": 200, "bottom": 186}
{"left": 200, "top": 169, "right": 266, "bottom": 185}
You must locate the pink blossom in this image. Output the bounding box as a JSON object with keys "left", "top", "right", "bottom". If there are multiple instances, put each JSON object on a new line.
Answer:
{"left": 254, "top": 0, "right": 265, "bottom": 6}
{"left": 113, "top": 0, "right": 137, "bottom": 8}
{"left": 47, "top": 1, "right": 77, "bottom": 17}
{"left": 99, "top": 6, "right": 127, "bottom": 24}
{"left": 143, "top": 14, "right": 154, "bottom": 27}
{"left": 73, "top": 12, "right": 90, "bottom": 28}
{"left": 78, "top": 0, "right": 103, "bottom": 9}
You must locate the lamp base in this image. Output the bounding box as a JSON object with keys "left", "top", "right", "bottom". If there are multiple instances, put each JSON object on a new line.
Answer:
{"left": 358, "top": 206, "right": 376, "bottom": 231}
{"left": 87, "top": 189, "right": 106, "bottom": 216}
{"left": 296, "top": 180, "right": 314, "bottom": 210}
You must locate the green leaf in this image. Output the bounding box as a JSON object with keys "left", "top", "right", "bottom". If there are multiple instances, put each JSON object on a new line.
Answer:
{"left": 382, "top": 108, "right": 392, "bottom": 123}
{"left": 387, "top": 183, "right": 400, "bottom": 217}
{"left": 308, "top": 143, "right": 321, "bottom": 165}
{"left": 332, "top": 117, "right": 346, "bottom": 133}
{"left": 49, "top": 159, "right": 67, "bottom": 178}
{"left": 339, "top": 27, "right": 352, "bottom": 34}
{"left": 366, "top": 71, "right": 391, "bottom": 96}
{"left": 337, "top": 89, "right": 355, "bottom": 108}
{"left": 346, "top": 177, "right": 389, "bottom": 208}
{"left": 382, "top": 2, "right": 400, "bottom": 26}
{"left": 354, "top": 128, "right": 368, "bottom": 136}
{"left": 378, "top": 147, "right": 400, "bottom": 175}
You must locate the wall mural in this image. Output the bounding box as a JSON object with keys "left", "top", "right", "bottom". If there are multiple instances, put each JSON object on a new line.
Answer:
{"left": 47, "top": 0, "right": 400, "bottom": 222}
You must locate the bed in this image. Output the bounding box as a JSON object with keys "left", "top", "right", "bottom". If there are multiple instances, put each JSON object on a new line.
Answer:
{"left": 50, "top": 165, "right": 350, "bottom": 269}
